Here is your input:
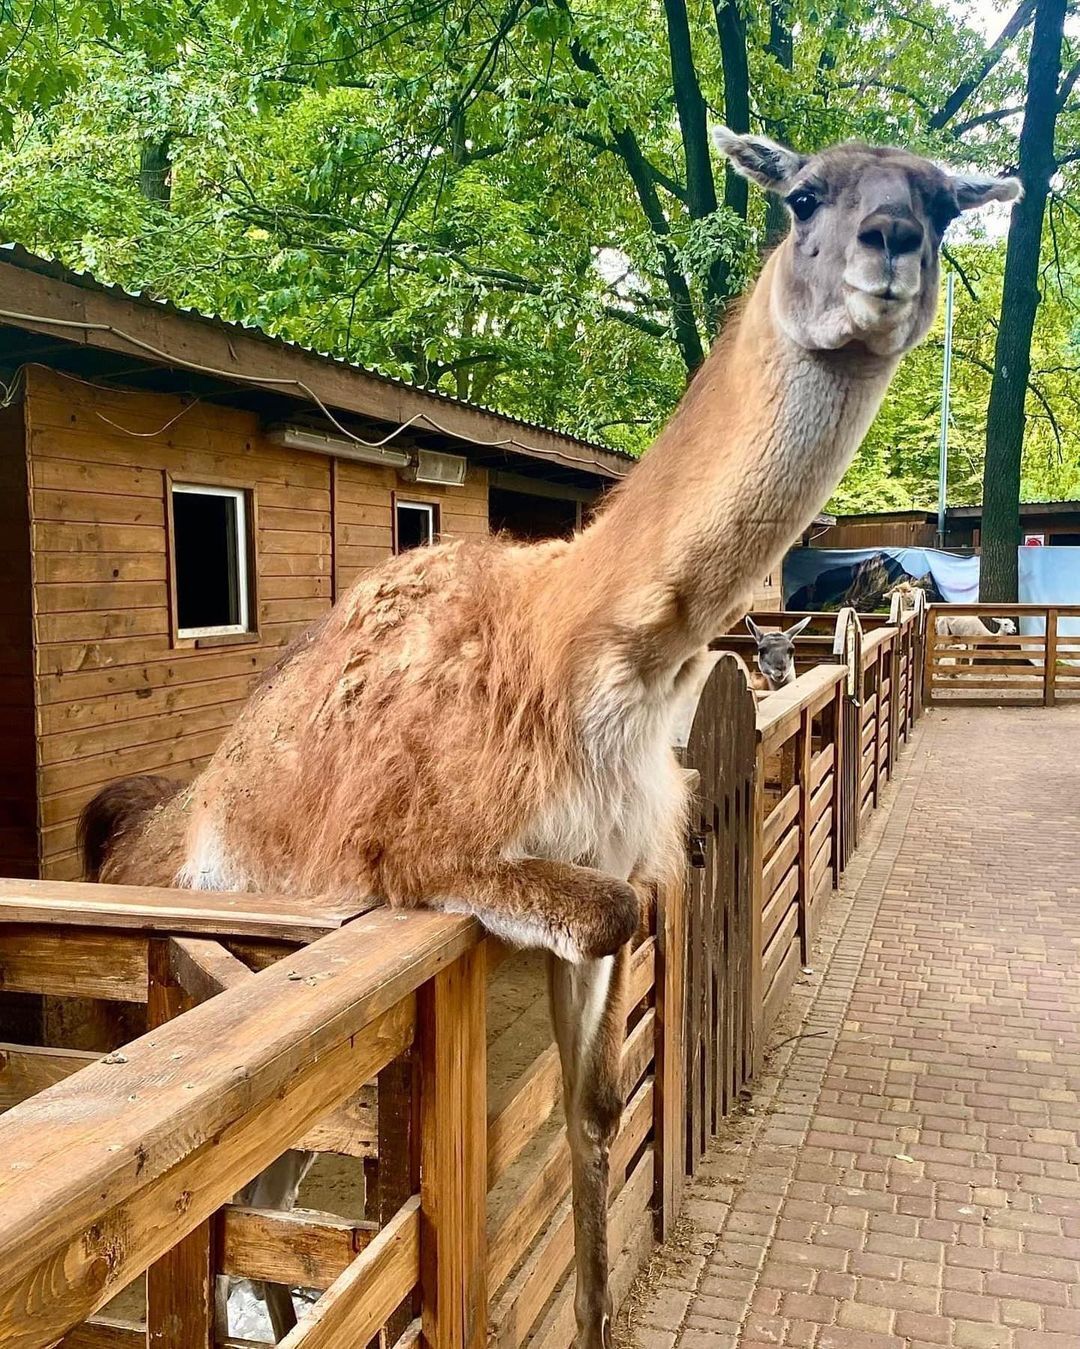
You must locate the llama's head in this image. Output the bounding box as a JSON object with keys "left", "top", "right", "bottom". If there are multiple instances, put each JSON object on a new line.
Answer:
{"left": 994, "top": 617, "right": 1018, "bottom": 635}
{"left": 713, "top": 130, "right": 1021, "bottom": 357}
{"left": 746, "top": 614, "right": 812, "bottom": 689}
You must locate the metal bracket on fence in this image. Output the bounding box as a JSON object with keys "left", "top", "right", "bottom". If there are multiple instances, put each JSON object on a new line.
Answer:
{"left": 689, "top": 831, "right": 708, "bottom": 869}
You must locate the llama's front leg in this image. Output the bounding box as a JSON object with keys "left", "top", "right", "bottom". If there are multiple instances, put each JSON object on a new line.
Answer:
{"left": 424, "top": 857, "right": 640, "bottom": 961}
{"left": 548, "top": 946, "right": 630, "bottom": 1349}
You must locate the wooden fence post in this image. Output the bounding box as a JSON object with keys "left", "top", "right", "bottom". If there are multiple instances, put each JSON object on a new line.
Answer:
{"left": 796, "top": 707, "right": 812, "bottom": 965}
{"left": 923, "top": 612, "right": 937, "bottom": 708}
{"left": 888, "top": 635, "right": 901, "bottom": 776}
{"left": 1044, "top": 608, "right": 1058, "bottom": 707}
{"left": 830, "top": 681, "right": 845, "bottom": 887}
{"left": 751, "top": 742, "right": 765, "bottom": 1075}
{"left": 419, "top": 944, "right": 487, "bottom": 1349}
{"left": 655, "top": 871, "right": 686, "bottom": 1238}
{"left": 145, "top": 939, "right": 216, "bottom": 1349}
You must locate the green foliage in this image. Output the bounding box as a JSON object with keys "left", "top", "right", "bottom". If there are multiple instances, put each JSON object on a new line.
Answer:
{"left": 1, "top": 0, "right": 1079, "bottom": 505}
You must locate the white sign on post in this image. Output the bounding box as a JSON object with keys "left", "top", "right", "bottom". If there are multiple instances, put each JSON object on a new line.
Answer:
{"left": 1024, "top": 534, "right": 1045, "bottom": 547}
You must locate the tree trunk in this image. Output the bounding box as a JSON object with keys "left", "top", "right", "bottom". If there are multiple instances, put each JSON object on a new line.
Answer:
{"left": 663, "top": 0, "right": 726, "bottom": 332}
{"left": 138, "top": 138, "right": 172, "bottom": 205}
{"left": 763, "top": 0, "right": 793, "bottom": 248}
{"left": 709, "top": 0, "right": 751, "bottom": 330}
{"left": 979, "top": 0, "right": 1064, "bottom": 602}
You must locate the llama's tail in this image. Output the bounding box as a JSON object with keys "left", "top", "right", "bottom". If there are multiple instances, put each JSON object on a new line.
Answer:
{"left": 78, "top": 775, "right": 180, "bottom": 881}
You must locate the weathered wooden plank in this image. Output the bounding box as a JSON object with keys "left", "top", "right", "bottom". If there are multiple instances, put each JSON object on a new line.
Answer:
{"left": 420, "top": 945, "right": 487, "bottom": 1349}
{"left": 626, "top": 935, "right": 656, "bottom": 1011}
{"left": 0, "top": 909, "right": 476, "bottom": 1347}
{"left": 219, "top": 1205, "right": 377, "bottom": 1288}
{"left": 0, "top": 1043, "right": 98, "bottom": 1109}
{"left": 487, "top": 1045, "right": 561, "bottom": 1189}
{"left": 0, "top": 928, "right": 147, "bottom": 1001}
{"left": 58, "top": 1316, "right": 144, "bottom": 1347}
{"left": 167, "top": 936, "right": 252, "bottom": 1003}
{"left": 655, "top": 870, "right": 685, "bottom": 1238}
{"left": 145, "top": 938, "right": 213, "bottom": 1349}
{"left": 762, "top": 785, "right": 799, "bottom": 857}
{"left": 277, "top": 1197, "right": 420, "bottom": 1349}
{"left": 0, "top": 877, "right": 371, "bottom": 943}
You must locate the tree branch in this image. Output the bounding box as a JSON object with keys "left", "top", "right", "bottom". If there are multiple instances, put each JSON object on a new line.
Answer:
{"left": 555, "top": 0, "right": 705, "bottom": 369}
{"left": 929, "top": 0, "right": 1036, "bottom": 130}
{"left": 951, "top": 104, "right": 1025, "bottom": 134}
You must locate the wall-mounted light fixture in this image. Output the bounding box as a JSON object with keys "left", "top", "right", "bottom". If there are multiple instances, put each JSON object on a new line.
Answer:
{"left": 399, "top": 448, "right": 467, "bottom": 488}
{"left": 266, "top": 424, "right": 410, "bottom": 469}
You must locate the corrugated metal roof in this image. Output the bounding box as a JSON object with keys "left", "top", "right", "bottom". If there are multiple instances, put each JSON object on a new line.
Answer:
{"left": 0, "top": 242, "right": 636, "bottom": 469}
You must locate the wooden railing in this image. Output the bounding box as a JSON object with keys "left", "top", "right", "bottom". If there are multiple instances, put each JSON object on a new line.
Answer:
{"left": 755, "top": 664, "right": 846, "bottom": 1035}
{"left": 0, "top": 876, "right": 674, "bottom": 1349}
{"left": 0, "top": 602, "right": 929, "bottom": 1349}
{"left": 924, "top": 603, "right": 1080, "bottom": 706}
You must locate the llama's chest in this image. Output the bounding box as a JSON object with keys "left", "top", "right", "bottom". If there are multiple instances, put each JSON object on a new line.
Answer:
{"left": 510, "top": 692, "right": 686, "bottom": 880}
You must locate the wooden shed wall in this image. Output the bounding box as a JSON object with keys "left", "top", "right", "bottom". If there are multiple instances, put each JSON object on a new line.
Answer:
{"left": 0, "top": 399, "right": 37, "bottom": 877}
{"left": 23, "top": 367, "right": 488, "bottom": 879}
{"left": 750, "top": 569, "right": 782, "bottom": 612}
{"left": 812, "top": 515, "right": 936, "bottom": 549}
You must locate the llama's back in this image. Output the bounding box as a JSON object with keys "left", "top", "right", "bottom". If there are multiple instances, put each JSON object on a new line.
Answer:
{"left": 83, "top": 535, "right": 565, "bottom": 896}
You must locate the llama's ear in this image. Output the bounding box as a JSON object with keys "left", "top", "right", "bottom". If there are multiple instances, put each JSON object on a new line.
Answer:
{"left": 950, "top": 172, "right": 1023, "bottom": 212}
{"left": 713, "top": 126, "right": 807, "bottom": 193}
{"left": 745, "top": 615, "right": 765, "bottom": 643}
{"left": 785, "top": 615, "right": 813, "bottom": 640}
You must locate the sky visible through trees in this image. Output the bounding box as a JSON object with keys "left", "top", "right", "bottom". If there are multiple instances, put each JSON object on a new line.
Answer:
{"left": 1, "top": 0, "right": 1078, "bottom": 535}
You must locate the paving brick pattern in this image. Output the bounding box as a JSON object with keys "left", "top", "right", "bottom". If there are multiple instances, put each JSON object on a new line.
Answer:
{"left": 632, "top": 706, "right": 1080, "bottom": 1349}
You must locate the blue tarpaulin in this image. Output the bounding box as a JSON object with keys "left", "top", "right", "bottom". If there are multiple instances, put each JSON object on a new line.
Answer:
{"left": 784, "top": 546, "right": 1080, "bottom": 633}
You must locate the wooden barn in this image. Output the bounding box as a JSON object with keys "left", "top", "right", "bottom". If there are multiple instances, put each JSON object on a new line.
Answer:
{"left": 0, "top": 247, "right": 635, "bottom": 883}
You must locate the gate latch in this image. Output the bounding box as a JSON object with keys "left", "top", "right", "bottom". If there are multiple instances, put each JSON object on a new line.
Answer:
{"left": 689, "top": 831, "right": 708, "bottom": 869}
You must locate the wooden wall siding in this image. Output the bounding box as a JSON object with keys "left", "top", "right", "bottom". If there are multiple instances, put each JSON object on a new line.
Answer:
{"left": 333, "top": 460, "right": 489, "bottom": 596}
{"left": 24, "top": 367, "right": 335, "bottom": 880}
{"left": 812, "top": 516, "right": 937, "bottom": 550}
{"left": 0, "top": 399, "right": 37, "bottom": 877}
{"left": 24, "top": 370, "right": 493, "bottom": 879}
{"left": 749, "top": 571, "right": 782, "bottom": 612}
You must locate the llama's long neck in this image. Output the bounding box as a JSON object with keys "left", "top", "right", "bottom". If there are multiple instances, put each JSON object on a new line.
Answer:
{"left": 552, "top": 251, "right": 899, "bottom": 677}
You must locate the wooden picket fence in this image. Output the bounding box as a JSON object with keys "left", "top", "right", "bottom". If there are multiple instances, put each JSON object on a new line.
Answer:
{"left": 924, "top": 603, "right": 1080, "bottom": 706}
{"left": 0, "top": 602, "right": 929, "bottom": 1349}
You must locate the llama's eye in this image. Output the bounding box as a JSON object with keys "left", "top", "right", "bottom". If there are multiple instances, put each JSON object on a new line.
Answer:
{"left": 787, "top": 189, "right": 820, "bottom": 222}
{"left": 933, "top": 200, "right": 960, "bottom": 234}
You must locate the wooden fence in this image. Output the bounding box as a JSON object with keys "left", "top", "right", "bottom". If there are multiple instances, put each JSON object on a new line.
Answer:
{"left": 924, "top": 603, "right": 1080, "bottom": 706}
{"left": 0, "top": 602, "right": 929, "bottom": 1349}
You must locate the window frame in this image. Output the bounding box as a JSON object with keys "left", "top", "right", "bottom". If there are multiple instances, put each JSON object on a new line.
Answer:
{"left": 166, "top": 475, "right": 259, "bottom": 648}
{"left": 392, "top": 493, "right": 441, "bottom": 555}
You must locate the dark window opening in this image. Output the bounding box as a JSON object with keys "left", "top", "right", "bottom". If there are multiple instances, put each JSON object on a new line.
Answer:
{"left": 395, "top": 500, "right": 438, "bottom": 553}
{"left": 488, "top": 487, "right": 579, "bottom": 541}
{"left": 172, "top": 485, "right": 252, "bottom": 636}
{"left": 1049, "top": 533, "right": 1080, "bottom": 545}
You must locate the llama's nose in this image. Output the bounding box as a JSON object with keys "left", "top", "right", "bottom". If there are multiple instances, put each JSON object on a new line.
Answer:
{"left": 857, "top": 209, "right": 924, "bottom": 257}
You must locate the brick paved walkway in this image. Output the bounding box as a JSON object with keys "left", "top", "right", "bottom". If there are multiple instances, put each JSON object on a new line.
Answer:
{"left": 631, "top": 706, "right": 1080, "bottom": 1349}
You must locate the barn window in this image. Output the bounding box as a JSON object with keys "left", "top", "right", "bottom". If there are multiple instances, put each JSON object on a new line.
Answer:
{"left": 394, "top": 498, "right": 439, "bottom": 553}
{"left": 171, "top": 484, "right": 253, "bottom": 638}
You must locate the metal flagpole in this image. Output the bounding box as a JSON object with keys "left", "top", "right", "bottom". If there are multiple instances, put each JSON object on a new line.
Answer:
{"left": 937, "top": 269, "right": 955, "bottom": 547}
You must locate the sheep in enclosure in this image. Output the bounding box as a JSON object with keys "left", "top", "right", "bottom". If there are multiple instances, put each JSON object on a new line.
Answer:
{"left": 744, "top": 616, "right": 813, "bottom": 698}
{"left": 935, "top": 614, "right": 1018, "bottom": 638}
{"left": 935, "top": 613, "right": 1018, "bottom": 669}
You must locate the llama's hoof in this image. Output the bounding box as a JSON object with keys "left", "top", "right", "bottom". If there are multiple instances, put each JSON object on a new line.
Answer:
{"left": 575, "top": 1312, "right": 613, "bottom": 1349}
{"left": 581, "top": 882, "right": 640, "bottom": 957}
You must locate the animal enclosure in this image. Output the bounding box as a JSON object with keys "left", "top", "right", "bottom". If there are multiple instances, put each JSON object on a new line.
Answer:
{"left": 0, "top": 601, "right": 929, "bottom": 1349}
{"left": 924, "top": 603, "right": 1080, "bottom": 706}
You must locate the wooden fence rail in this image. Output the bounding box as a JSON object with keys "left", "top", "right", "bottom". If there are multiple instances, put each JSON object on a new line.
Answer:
{"left": 924, "top": 603, "right": 1080, "bottom": 707}
{"left": 0, "top": 603, "right": 929, "bottom": 1349}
